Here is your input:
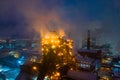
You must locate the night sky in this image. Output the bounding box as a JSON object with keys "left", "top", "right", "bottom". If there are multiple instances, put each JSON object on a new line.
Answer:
{"left": 0, "top": 0, "right": 120, "bottom": 53}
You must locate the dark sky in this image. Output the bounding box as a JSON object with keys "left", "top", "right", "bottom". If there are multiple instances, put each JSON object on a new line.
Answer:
{"left": 0, "top": 0, "right": 120, "bottom": 52}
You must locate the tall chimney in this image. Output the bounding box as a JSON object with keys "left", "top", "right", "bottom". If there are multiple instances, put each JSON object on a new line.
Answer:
{"left": 87, "top": 30, "right": 90, "bottom": 50}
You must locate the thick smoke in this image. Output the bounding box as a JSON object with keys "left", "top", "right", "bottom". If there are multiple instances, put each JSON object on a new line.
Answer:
{"left": 0, "top": 0, "right": 120, "bottom": 53}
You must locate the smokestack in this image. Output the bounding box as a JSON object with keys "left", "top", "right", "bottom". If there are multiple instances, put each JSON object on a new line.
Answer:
{"left": 87, "top": 30, "right": 90, "bottom": 50}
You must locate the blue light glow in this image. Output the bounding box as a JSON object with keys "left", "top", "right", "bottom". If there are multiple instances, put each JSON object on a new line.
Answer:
{"left": 114, "top": 64, "right": 120, "bottom": 67}
{"left": 118, "top": 61, "right": 120, "bottom": 64}
{"left": 18, "top": 60, "right": 22, "bottom": 64}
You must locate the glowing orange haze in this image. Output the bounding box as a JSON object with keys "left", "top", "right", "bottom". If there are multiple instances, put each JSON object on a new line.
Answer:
{"left": 15, "top": 0, "right": 72, "bottom": 39}
{"left": 25, "top": 10, "right": 67, "bottom": 37}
